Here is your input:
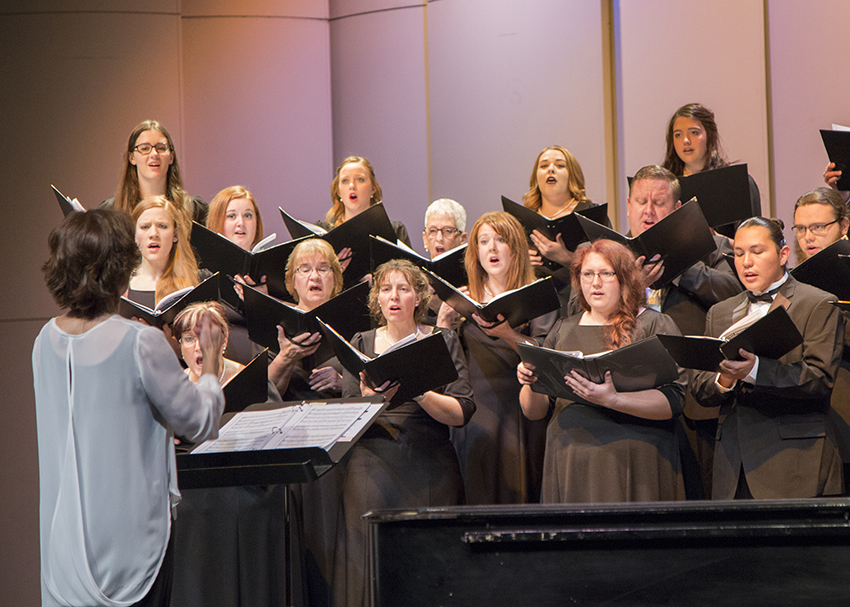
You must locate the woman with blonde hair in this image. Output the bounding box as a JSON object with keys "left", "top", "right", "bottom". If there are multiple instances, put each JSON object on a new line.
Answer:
{"left": 128, "top": 195, "right": 200, "bottom": 307}
{"left": 518, "top": 239, "right": 687, "bottom": 503}
{"left": 341, "top": 259, "right": 474, "bottom": 607}
{"left": 318, "top": 155, "right": 411, "bottom": 246}
{"left": 101, "top": 119, "right": 208, "bottom": 224}
{"left": 439, "top": 211, "right": 556, "bottom": 504}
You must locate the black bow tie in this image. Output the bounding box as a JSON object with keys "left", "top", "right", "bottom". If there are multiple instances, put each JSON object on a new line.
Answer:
{"left": 747, "top": 288, "right": 778, "bottom": 305}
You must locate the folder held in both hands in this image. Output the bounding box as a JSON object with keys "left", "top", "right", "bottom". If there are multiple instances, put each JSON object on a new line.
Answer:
{"left": 656, "top": 306, "right": 803, "bottom": 372}
{"left": 316, "top": 319, "right": 459, "bottom": 405}
{"left": 517, "top": 336, "right": 680, "bottom": 406}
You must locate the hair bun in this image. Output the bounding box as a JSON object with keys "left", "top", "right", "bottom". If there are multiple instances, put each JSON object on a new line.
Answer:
{"left": 769, "top": 217, "right": 785, "bottom": 231}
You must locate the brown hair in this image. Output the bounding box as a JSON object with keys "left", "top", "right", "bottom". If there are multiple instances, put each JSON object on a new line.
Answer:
{"left": 793, "top": 187, "right": 850, "bottom": 261}
{"left": 368, "top": 259, "right": 431, "bottom": 325}
{"left": 114, "top": 119, "right": 193, "bottom": 216}
{"left": 464, "top": 212, "right": 535, "bottom": 302}
{"left": 172, "top": 300, "right": 229, "bottom": 340}
{"left": 572, "top": 239, "right": 645, "bottom": 349}
{"left": 522, "top": 145, "right": 590, "bottom": 212}
{"left": 43, "top": 209, "right": 141, "bottom": 319}
{"left": 284, "top": 238, "right": 344, "bottom": 302}
{"left": 630, "top": 165, "right": 682, "bottom": 203}
{"left": 326, "top": 156, "right": 383, "bottom": 226}
{"left": 737, "top": 216, "right": 787, "bottom": 253}
{"left": 131, "top": 196, "right": 199, "bottom": 304}
{"left": 207, "top": 185, "right": 264, "bottom": 248}
{"left": 662, "top": 103, "right": 728, "bottom": 176}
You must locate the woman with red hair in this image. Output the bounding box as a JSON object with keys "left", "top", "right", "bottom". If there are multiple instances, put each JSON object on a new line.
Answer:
{"left": 518, "top": 239, "right": 687, "bottom": 503}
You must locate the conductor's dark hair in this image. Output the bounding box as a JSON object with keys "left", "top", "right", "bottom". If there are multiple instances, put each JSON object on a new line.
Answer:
{"left": 43, "top": 209, "right": 141, "bottom": 319}
{"left": 737, "top": 216, "right": 787, "bottom": 250}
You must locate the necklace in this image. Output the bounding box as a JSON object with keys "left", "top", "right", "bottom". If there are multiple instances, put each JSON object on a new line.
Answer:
{"left": 547, "top": 197, "right": 577, "bottom": 218}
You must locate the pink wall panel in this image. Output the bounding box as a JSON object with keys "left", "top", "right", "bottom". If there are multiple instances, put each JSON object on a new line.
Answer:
{"left": 616, "top": 0, "right": 770, "bottom": 227}
{"left": 768, "top": 0, "right": 850, "bottom": 251}
{"left": 330, "top": 7, "right": 429, "bottom": 249}
{"left": 181, "top": 16, "right": 333, "bottom": 225}
{"left": 182, "top": 0, "right": 327, "bottom": 18}
{"left": 427, "top": 0, "right": 608, "bottom": 233}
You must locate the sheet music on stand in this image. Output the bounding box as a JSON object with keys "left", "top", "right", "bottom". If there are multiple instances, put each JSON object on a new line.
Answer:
{"left": 176, "top": 396, "right": 387, "bottom": 489}
{"left": 192, "top": 401, "right": 383, "bottom": 453}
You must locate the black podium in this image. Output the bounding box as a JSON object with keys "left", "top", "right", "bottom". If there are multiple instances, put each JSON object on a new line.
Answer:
{"left": 366, "top": 499, "right": 850, "bottom": 606}
{"left": 175, "top": 397, "right": 386, "bottom": 607}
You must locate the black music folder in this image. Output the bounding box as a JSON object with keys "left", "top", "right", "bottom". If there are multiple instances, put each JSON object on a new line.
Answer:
{"left": 190, "top": 221, "right": 306, "bottom": 303}
{"left": 501, "top": 196, "right": 609, "bottom": 249}
{"left": 426, "top": 271, "right": 560, "bottom": 328}
{"left": 790, "top": 239, "right": 850, "bottom": 301}
{"left": 223, "top": 349, "right": 270, "bottom": 414}
{"left": 820, "top": 129, "right": 850, "bottom": 191}
{"left": 119, "top": 272, "right": 220, "bottom": 328}
{"left": 242, "top": 281, "right": 371, "bottom": 358}
{"left": 657, "top": 306, "right": 803, "bottom": 372}
{"left": 678, "top": 164, "right": 753, "bottom": 230}
{"left": 52, "top": 185, "right": 85, "bottom": 216}
{"left": 517, "top": 336, "right": 679, "bottom": 406}
{"left": 317, "top": 319, "right": 459, "bottom": 405}
{"left": 279, "top": 204, "right": 399, "bottom": 285}
{"left": 576, "top": 200, "right": 717, "bottom": 290}
{"left": 370, "top": 235, "right": 468, "bottom": 288}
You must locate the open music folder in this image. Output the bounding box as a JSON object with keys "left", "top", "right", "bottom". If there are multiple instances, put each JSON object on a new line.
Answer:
{"left": 517, "top": 336, "right": 680, "bottom": 406}
{"left": 370, "top": 235, "right": 468, "bottom": 288}
{"left": 656, "top": 306, "right": 803, "bottom": 372}
{"left": 242, "top": 280, "right": 371, "bottom": 361}
{"left": 820, "top": 128, "right": 850, "bottom": 191}
{"left": 317, "top": 319, "right": 459, "bottom": 405}
{"left": 279, "top": 204, "right": 399, "bottom": 285}
{"left": 501, "top": 195, "right": 609, "bottom": 270}
{"left": 119, "top": 272, "right": 220, "bottom": 328}
{"left": 52, "top": 184, "right": 85, "bottom": 216}
{"left": 426, "top": 270, "right": 560, "bottom": 328}
{"left": 576, "top": 200, "right": 717, "bottom": 290}
{"left": 791, "top": 239, "right": 850, "bottom": 301}
{"left": 190, "top": 221, "right": 306, "bottom": 303}
{"left": 678, "top": 164, "right": 753, "bottom": 232}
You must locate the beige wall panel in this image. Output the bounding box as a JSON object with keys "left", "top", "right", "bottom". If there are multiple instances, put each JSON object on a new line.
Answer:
{"left": 0, "top": 12, "right": 182, "bottom": 321}
{"left": 0, "top": 320, "right": 55, "bottom": 606}
{"left": 427, "top": 0, "right": 607, "bottom": 235}
{"left": 330, "top": 7, "right": 428, "bottom": 246}
{"left": 617, "top": 0, "right": 769, "bottom": 226}
{"left": 768, "top": 0, "right": 850, "bottom": 243}
{"left": 183, "top": 0, "right": 327, "bottom": 18}
{"left": 181, "top": 16, "right": 333, "bottom": 221}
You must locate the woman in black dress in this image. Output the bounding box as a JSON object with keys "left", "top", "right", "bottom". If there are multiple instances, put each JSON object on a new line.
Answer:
{"left": 438, "top": 211, "right": 554, "bottom": 504}
{"left": 518, "top": 239, "right": 687, "bottom": 503}
{"left": 341, "top": 259, "right": 474, "bottom": 607}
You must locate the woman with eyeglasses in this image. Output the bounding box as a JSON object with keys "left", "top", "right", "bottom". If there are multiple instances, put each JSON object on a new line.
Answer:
{"left": 100, "top": 119, "right": 208, "bottom": 224}
{"left": 438, "top": 212, "right": 556, "bottom": 505}
{"left": 690, "top": 217, "right": 844, "bottom": 499}
{"left": 518, "top": 239, "right": 687, "bottom": 503}
{"left": 791, "top": 187, "right": 850, "bottom": 472}
{"left": 169, "top": 301, "right": 288, "bottom": 607}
